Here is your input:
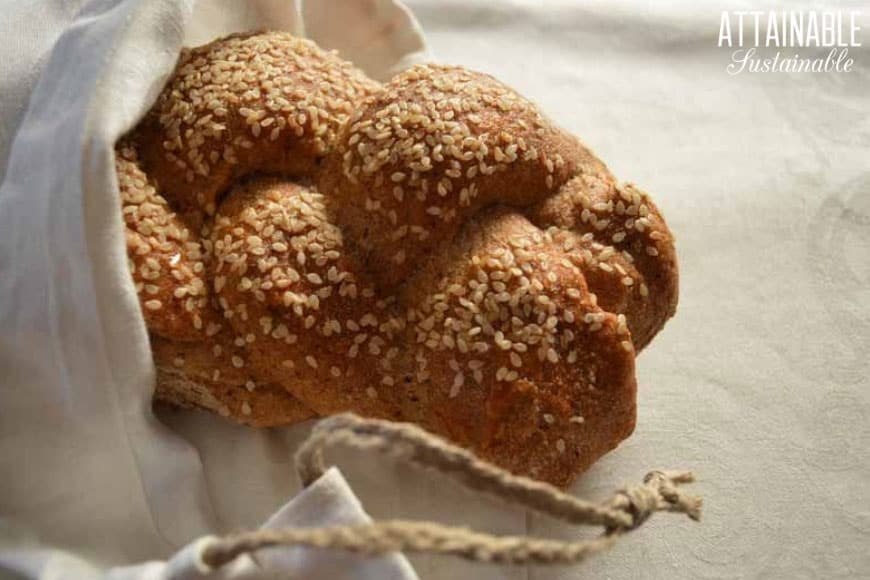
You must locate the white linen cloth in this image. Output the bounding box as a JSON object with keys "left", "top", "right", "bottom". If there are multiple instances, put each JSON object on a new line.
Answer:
{"left": 0, "top": 0, "right": 426, "bottom": 578}
{"left": 1, "top": 468, "right": 416, "bottom": 579}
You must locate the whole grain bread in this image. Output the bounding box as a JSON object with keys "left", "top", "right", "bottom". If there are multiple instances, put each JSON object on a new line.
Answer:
{"left": 118, "top": 31, "right": 678, "bottom": 486}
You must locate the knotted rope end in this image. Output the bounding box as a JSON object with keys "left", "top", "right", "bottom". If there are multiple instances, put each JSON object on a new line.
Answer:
{"left": 645, "top": 469, "right": 703, "bottom": 522}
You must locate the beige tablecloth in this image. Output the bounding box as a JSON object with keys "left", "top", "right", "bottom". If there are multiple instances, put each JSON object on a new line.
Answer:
{"left": 392, "top": 1, "right": 870, "bottom": 578}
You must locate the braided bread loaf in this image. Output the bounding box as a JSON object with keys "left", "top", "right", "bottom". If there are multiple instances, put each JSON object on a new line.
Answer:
{"left": 118, "top": 31, "right": 677, "bottom": 486}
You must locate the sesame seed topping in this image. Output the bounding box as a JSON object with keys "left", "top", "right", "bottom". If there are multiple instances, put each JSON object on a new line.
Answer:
{"left": 119, "top": 35, "right": 676, "bottom": 466}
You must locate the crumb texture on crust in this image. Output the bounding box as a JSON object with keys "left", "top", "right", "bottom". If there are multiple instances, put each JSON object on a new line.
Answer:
{"left": 119, "top": 31, "right": 677, "bottom": 487}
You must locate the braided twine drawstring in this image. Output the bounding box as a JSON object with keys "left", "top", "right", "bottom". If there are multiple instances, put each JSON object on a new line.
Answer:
{"left": 201, "top": 413, "right": 701, "bottom": 568}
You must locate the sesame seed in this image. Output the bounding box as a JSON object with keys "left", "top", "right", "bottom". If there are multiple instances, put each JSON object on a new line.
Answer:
{"left": 450, "top": 372, "right": 464, "bottom": 397}
{"left": 119, "top": 47, "right": 675, "bottom": 437}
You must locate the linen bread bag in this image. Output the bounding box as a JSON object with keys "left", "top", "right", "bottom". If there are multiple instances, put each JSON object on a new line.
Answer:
{"left": 0, "top": 0, "right": 429, "bottom": 572}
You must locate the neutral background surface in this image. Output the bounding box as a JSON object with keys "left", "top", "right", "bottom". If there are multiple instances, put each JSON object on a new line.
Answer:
{"left": 396, "top": 1, "right": 870, "bottom": 578}
{"left": 1, "top": 1, "right": 868, "bottom": 579}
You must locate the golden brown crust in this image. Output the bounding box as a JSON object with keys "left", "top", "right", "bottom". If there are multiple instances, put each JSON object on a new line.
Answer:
{"left": 209, "top": 178, "right": 396, "bottom": 419}
{"left": 318, "top": 65, "right": 607, "bottom": 289}
{"left": 529, "top": 175, "right": 679, "bottom": 350}
{"left": 394, "top": 208, "right": 637, "bottom": 485}
{"left": 151, "top": 334, "right": 315, "bottom": 427}
{"left": 134, "top": 31, "right": 380, "bottom": 224}
{"left": 118, "top": 144, "right": 218, "bottom": 340}
{"left": 118, "top": 143, "right": 315, "bottom": 427}
{"left": 118, "top": 31, "right": 678, "bottom": 486}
